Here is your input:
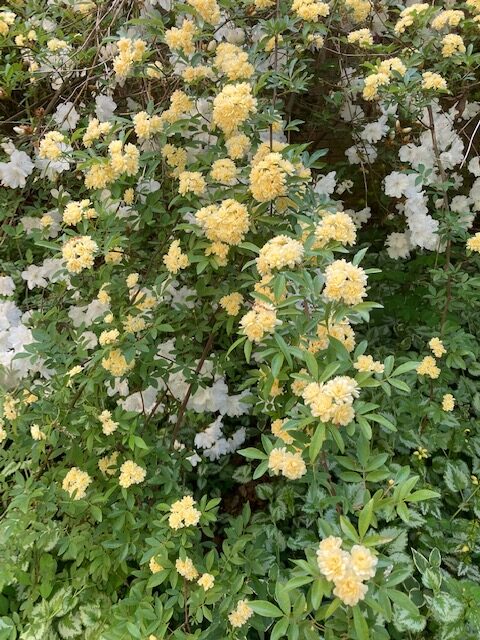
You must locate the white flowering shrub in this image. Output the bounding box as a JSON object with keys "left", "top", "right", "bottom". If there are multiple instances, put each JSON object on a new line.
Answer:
{"left": 1, "top": 0, "right": 480, "bottom": 639}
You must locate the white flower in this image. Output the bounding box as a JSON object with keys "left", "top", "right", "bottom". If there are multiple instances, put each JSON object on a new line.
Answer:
{"left": 386, "top": 232, "right": 411, "bottom": 259}
{"left": 360, "top": 116, "right": 389, "bottom": 143}
{"left": 95, "top": 94, "right": 117, "bottom": 121}
{"left": 468, "top": 157, "right": 480, "bottom": 177}
{"left": 0, "top": 150, "right": 34, "bottom": 188}
{"left": 384, "top": 171, "right": 420, "bottom": 199}
{"left": 53, "top": 102, "right": 80, "bottom": 130}
{"left": 0, "top": 276, "right": 15, "bottom": 297}
{"left": 314, "top": 171, "right": 337, "bottom": 197}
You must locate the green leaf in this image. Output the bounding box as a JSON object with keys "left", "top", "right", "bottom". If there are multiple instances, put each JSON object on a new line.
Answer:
{"left": 238, "top": 448, "right": 267, "bottom": 460}
{"left": 0, "top": 617, "right": 16, "bottom": 640}
{"left": 430, "top": 593, "right": 464, "bottom": 624}
{"left": 249, "top": 600, "right": 284, "bottom": 618}
{"left": 406, "top": 489, "right": 440, "bottom": 502}
{"left": 309, "top": 423, "right": 326, "bottom": 462}
{"left": 340, "top": 516, "right": 359, "bottom": 542}
{"left": 275, "top": 582, "right": 291, "bottom": 615}
{"left": 271, "top": 617, "right": 289, "bottom": 640}
{"left": 353, "top": 605, "right": 369, "bottom": 640}
{"left": 359, "top": 499, "right": 374, "bottom": 539}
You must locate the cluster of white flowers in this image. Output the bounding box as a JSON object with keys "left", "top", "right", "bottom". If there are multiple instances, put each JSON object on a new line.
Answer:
{"left": 194, "top": 415, "right": 246, "bottom": 461}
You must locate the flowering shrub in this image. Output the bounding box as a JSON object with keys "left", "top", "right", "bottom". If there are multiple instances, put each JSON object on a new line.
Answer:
{"left": 1, "top": 0, "right": 480, "bottom": 639}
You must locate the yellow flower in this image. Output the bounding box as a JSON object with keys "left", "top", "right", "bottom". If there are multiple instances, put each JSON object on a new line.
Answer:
{"left": 271, "top": 418, "right": 293, "bottom": 444}
{"left": 350, "top": 545, "right": 378, "bottom": 580}
{"left": 324, "top": 259, "right": 367, "bottom": 306}
{"left": 467, "top": 232, "right": 480, "bottom": 253}
{"left": 210, "top": 158, "right": 237, "bottom": 185}
{"left": 347, "top": 28, "right": 373, "bottom": 47}
{"left": 416, "top": 356, "right": 440, "bottom": 379}
{"left": 219, "top": 292, "right": 244, "bottom": 316}
{"left": 178, "top": 171, "right": 206, "bottom": 196}
{"left": 228, "top": 600, "right": 253, "bottom": 627}
{"left": 197, "top": 573, "right": 215, "bottom": 591}
{"left": 441, "top": 34, "right": 465, "bottom": 57}
{"left": 196, "top": 199, "right": 250, "bottom": 246}
{"left": 62, "top": 236, "right": 98, "bottom": 273}
{"left": 212, "top": 83, "right": 257, "bottom": 136}
{"left": 240, "top": 302, "right": 280, "bottom": 342}
{"left": 102, "top": 349, "right": 133, "bottom": 377}
{"left": 256, "top": 235, "right": 304, "bottom": 276}
{"left": 168, "top": 496, "right": 201, "bottom": 529}
{"left": 429, "top": 337, "right": 446, "bottom": 358}
{"left": 422, "top": 72, "right": 447, "bottom": 91}
{"left": 292, "top": 0, "right": 330, "bottom": 22}
{"left": 118, "top": 460, "right": 146, "bottom": 488}
{"left": 62, "top": 467, "right": 92, "bottom": 500}
{"left": 354, "top": 355, "right": 384, "bottom": 374}
{"left": 176, "top": 557, "right": 199, "bottom": 580}
{"left": 250, "top": 153, "right": 295, "bottom": 202}
{"left": 314, "top": 211, "right": 356, "bottom": 248}
{"left": 163, "top": 240, "right": 190, "bottom": 274}
{"left": 149, "top": 557, "right": 163, "bottom": 573}
{"left": 333, "top": 572, "right": 368, "bottom": 606}
{"left": 442, "top": 393, "right": 455, "bottom": 411}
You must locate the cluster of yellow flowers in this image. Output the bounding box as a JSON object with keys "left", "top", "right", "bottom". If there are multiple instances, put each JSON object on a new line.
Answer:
{"left": 212, "top": 83, "right": 257, "bottom": 136}
{"left": 417, "top": 355, "right": 440, "bottom": 379}
{"left": 133, "top": 111, "right": 163, "bottom": 140}
{"left": 316, "top": 536, "right": 377, "bottom": 606}
{"left": 314, "top": 211, "right": 356, "bottom": 248}
{"left": 250, "top": 152, "right": 295, "bottom": 202}
{"left": 31, "top": 424, "right": 46, "bottom": 441}
{"left": 256, "top": 235, "right": 304, "bottom": 276}
{"left": 441, "top": 34, "right": 466, "bottom": 57}
{"left": 240, "top": 302, "right": 279, "bottom": 342}
{"left": 268, "top": 447, "right": 307, "bottom": 479}
{"left": 62, "top": 467, "right": 92, "bottom": 500}
{"left": 187, "top": 0, "right": 220, "bottom": 23}
{"left": 196, "top": 199, "right": 250, "bottom": 264}
{"left": 118, "top": 460, "right": 146, "bottom": 488}
{"left": 291, "top": 0, "right": 329, "bottom": 22}
{"left": 176, "top": 556, "right": 199, "bottom": 580}
{"left": 225, "top": 133, "right": 251, "bottom": 159}
{"left": 82, "top": 119, "right": 111, "bottom": 147}
{"left": 149, "top": 557, "right": 163, "bottom": 574}
{"left": 63, "top": 199, "right": 96, "bottom": 225}
{"left": 324, "top": 259, "right": 367, "bottom": 306}
{"left": 98, "top": 409, "right": 118, "bottom": 435}
{"left": 422, "top": 71, "right": 447, "bottom": 91}
{"left": 302, "top": 376, "right": 360, "bottom": 425}
{"left": 178, "top": 171, "right": 207, "bottom": 196}
{"left": 417, "top": 337, "right": 446, "bottom": 379}
{"left": 163, "top": 240, "right": 190, "bottom": 274}
{"left": 347, "top": 28, "right": 373, "bottom": 47}
{"left": 314, "top": 318, "right": 355, "bottom": 353}
{"left": 343, "top": 0, "right": 369, "bottom": 21}
{"left": 165, "top": 19, "right": 197, "bottom": 55}
{"left": 394, "top": 3, "right": 429, "bottom": 34}
{"left": 442, "top": 393, "right": 455, "bottom": 411}
{"left": 113, "top": 38, "right": 147, "bottom": 77}
{"left": 271, "top": 418, "right": 294, "bottom": 444}
{"left": 210, "top": 158, "right": 237, "bottom": 185}
{"left": 228, "top": 600, "right": 253, "bottom": 627}
{"left": 362, "top": 58, "right": 406, "bottom": 100}
{"left": 466, "top": 232, "right": 480, "bottom": 252}
{"left": 168, "top": 495, "right": 201, "bottom": 529}
{"left": 62, "top": 235, "right": 98, "bottom": 273}
{"left": 98, "top": 451, "right": 118, "bottom": 476}
{"left": 219, "top": 292, "right": 244, "bottom": 316}
{"left": 431, "top": 9, "right": 464, "bottom": 30}
{"left": 2, "top": 395, "right": 19, "bottom": 421}
{"left": 354, "top": 355, "right": 384, "bottom": 374}
{"left": 99, "top": 329, "right": 119, "bottom": 347}
{"left": 101, "top": 349, "right": 133, "bottom": 377}
{"left": 215, "top": 43, "right": 254, "bottom": 80}
{"left": 39, "top": 131, "right": 65, "bottom": 160}
{"left": 0, "top": 11, "right": 16, "bottom": 36}
{"left": 162, "top": 144, "right": 188, "bottom": 176}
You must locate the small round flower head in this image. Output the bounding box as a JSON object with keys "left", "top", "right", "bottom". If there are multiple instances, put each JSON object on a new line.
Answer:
{"left": 416, "top": 356, "right": 440, "bottom": 379}
{"left": 442, "top": 393, "right": 455, "bottom": 411}
{"left": 333, "top": 571, "right": 368, "bottom": 606}
{"left": 429, "top": 337, "right": 446, "bottom": 358}
{"left": 176, "top": 556, "right": 199, "bottom": 580}
{"left": 62, "top": 467, "right": 92, "bottom": 500}
{"left": 197, "top": 573, "right": 215, "bottom": 591}
{"left": 467, "top": 232, "right": 480, "bottom": 253}
{"left": 149, "top": 557, "right": 163, "bottom": 573}
{"left": 349, "top": 545, "right": 378, "bottom": 580}
{"left": 118, "top": 460, "right": 146, "bottom": 488}
{"left": 228, "top": 600, "right": 253, "bottom": 627}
